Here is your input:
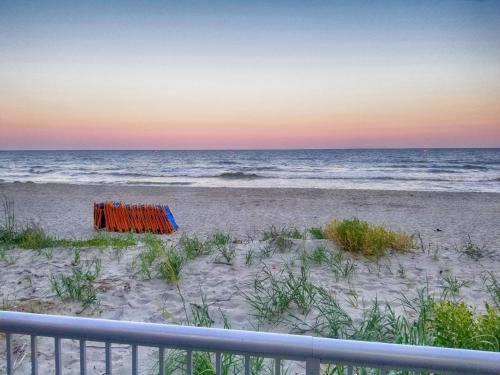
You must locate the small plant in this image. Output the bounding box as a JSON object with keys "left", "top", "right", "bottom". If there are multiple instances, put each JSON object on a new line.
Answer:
{"left": 441, "top": 273, "right": 470, "bottom": 300}
{"left": 245, "top": 247, "right": 255, "bottom": 265}
{"left": 261, "top": 226, "right": 295, "bottom": 254}
{"left": 328, "top": 250, "right": 356, "bottom": 281}
{"left": 397, "top": 264, "right": 406, "bottom": 278}
{"left": 454, "top": 234, "right": 490, "bottom": 261}
{"left": 134, "top": 234, "right": 166, "bottom": 279}
{"left": 482, "top": 271, "right": 500, "bottom": 308}
{"left": 210, "top": 231, "right": 235, "bottom": 264}
{"left": 324, "top": 218, "right": 414, "bottom": 257}
{"left": 158, "top": 249, "right": 184, "bottom": 285}
{"left": 242, "top": 265, "right": 317, "bottom": 323}
{"left": 308, "top": 226, "right": 325, "bottom": 239}
{"left": 263, "top": 226, "right": 304, "bottom": 240}
{"left": 300, "top": 245, "right": 329, "bottom": 266}
{"left": 50, "top": 259, "right": 101, "bottom": 309}
{"left": 179, "top": 233, "right": 210, "bottom": 259}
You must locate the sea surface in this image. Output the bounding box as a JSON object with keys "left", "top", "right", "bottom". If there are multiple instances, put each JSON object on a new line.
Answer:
{"left": 0, "top": 149, "right": 499, "bottom": 192}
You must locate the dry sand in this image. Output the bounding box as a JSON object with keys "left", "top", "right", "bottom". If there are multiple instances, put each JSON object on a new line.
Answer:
{"left": 0, "top": 183, "right": 499, "bottom": 374}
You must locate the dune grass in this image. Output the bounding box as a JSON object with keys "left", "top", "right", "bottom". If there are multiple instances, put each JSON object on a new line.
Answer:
{"left": 158, "top": 249, "right": 184, "bottom": 285}
{"left": 308, "top": 227, "right": 325, "bottom": 239}
{"left": 133, "top": 234, "right": 185, "bottom": 284}
{"left": 178, "top": 233, "right": 211, "bottom": 259}
{"left": 50, "top": 258, "right": 101, "bottom": 310}
{"left": 324, "top": 218, "right": 414, "bottom": 257}
{"left": 210, "top": 231, "right": 236, "bottom": 264}
{"left": 1, "top": 222, "right": 137, "bottom": 251}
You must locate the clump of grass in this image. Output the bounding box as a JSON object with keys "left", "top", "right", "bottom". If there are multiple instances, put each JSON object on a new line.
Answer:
{"left": 312, "top": 288, "right": 352, "bottom": 338}
{"left": 132, "top": 234, "right": 185, "bottom": 284}
{"left": 242, "top": 265, "right": 317, "bottom": 323}
{"left": 441, "top": 273, "right": 470, "bottom": 300}
{"left": 262, "top": 225, "right": 305, "bottom": 240}
{"left": 324, "top": 218, "right": 414, "bottom": 257}
{"left": 50, "top": 259, "right": 101, "bottom": 309}
{"left": 245, "top": 247, "right": 255, "bottom": 265}
{"left": 261, "top": 226, "right": 295, "bottom": 255}
{"left": 308, "top": 227, "right": 325, "bottom": 239}
{"left": 482, "top": 271, "right": 500, "bottom": 308}
{"left": 300, "top": 245, "right": 330, "bottom": 267}
{"left": 179, "top": 233, "right": 210, "bottom": 259}
{"left": 134, "top": 234, "right": 166, "bottom": 279}
{"left": 158, "top": 249, "right": 184, "bottom": 285}
{"left": 328, "top": 250, "right": 356, "bottom": 281}
{"left": 210, "top": 231, "right": 235, "bottom": 264}
{"left": 454, "top": 234, "right": 491, "bottom": 261}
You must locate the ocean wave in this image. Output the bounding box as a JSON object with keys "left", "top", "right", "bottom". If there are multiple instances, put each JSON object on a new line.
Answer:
{"left": 124, "top": 181, "right": 194, "bottom": 186}
{"left": 461, "top": 164, "right": 489, "bottom": 171}
{"left": 218, "top": 172, "right": 265, "bottom": 179}
{"left": 29, "top": 167, "right": 55, "bottom": 174}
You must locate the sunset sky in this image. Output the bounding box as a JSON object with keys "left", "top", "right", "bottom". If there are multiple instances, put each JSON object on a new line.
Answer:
{"left": 1, "top": 1, "right": 499, "bottom": 150}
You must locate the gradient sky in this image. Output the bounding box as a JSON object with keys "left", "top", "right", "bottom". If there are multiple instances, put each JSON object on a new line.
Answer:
{"left": 1, "top": 1, "right": 500, "bottom": 150}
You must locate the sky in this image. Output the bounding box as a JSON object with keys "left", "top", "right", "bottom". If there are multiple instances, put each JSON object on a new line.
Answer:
{"left": 0, "top": 1, "right": 499, "bottom": 150}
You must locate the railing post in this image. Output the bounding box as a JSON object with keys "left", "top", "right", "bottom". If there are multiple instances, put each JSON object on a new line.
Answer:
{"left": 158, "top": 347, "right": 165, "bottom": 375}
{"left": 305, "top": 358, "right": 320, "bottom": 375}
{"left": 186, "top": 350, "right": 193, "bottom": 375}
{"left": 215, "top": 352, "right": 222, "bottom": 375}
{"left": 54, "top": 337, "right": 62, "bottom": 375}
{"left": 105, "top": 342, "right": 112, "bottom": 374}
{"left": 6, "top": 332, "right": 13, "bottom": 375}
{"left": 31, "top": 335, "right": 38, "bottom": 375}
{"left": 131, "top": 344, "right": 138, "bottom": 375}
{"left": 274, "top": 357, "right": 281, "bottom": 375}
{"left": 244, "top": 355, "right": 250, "bottom": 375}
{"left": 80, "top": 339, "right": 87, "bottom": 375}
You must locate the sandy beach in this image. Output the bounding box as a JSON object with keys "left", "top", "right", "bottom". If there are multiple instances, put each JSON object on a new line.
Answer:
{"left": 1, "top": 183, "right": 499, "bottom": 374}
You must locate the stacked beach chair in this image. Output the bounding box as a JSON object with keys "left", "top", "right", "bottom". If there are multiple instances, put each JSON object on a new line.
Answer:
{"left": 94, "top": 202, "right": 178, "bottom": 234}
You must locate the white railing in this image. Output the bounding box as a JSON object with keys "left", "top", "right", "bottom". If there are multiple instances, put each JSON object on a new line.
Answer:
{"left": 1, "top": 311, "right": 499, "bottom": 374}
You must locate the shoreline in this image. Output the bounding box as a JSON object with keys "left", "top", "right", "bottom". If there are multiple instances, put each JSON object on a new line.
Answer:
{"left": 4, "top": 180, "right": 500, "bottom": 194}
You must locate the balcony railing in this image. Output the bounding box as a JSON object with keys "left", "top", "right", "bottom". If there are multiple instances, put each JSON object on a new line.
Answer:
{"left": 1, "top": 311, "right": 499, "bottom": 374}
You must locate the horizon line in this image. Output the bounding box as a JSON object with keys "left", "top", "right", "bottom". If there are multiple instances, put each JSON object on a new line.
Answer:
{"left": 1, "top": 146, "right": 500, "bottom": 152}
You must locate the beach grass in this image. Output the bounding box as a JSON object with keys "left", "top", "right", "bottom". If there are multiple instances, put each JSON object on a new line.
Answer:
{"left": 482, "top": 271, "right": 500, "bottom": 308}
{"left": 178, "top": 233, "right": 211, "bottom": 259}
{"left": 158, "top": 249, "right": 184, "bottom": 285}
{"left": 454, "top": 234, "right": 491, "bottom": 260}
{"left": 308, "top": 226, "right": 326, "bottom": 239}
{"left": 324, "top": 218, "right": 414, "bottom": 257}
{"left": 50, "top": 258, "right": 101, "bottom": 310}
{"left": 210, "top": 231, "right": 236, "bottom": 264}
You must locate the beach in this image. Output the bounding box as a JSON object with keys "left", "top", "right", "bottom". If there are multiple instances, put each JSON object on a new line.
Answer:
{"left": 1, "top": 183, "right": 499, "bottom": 374}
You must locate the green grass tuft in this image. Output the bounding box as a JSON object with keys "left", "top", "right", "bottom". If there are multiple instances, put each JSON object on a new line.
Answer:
{"left": 50, "top": 259, "right": 101, "bottom": 309}
{"left": 308, "top": 227, "right": 325, "bottom": 239}
{"left": 210, "top": 231, "right": 236, "bottom": 264}
{"left": 324, "top": 218, "right": 414, "bottom": 257}
{"left": 179, "top": 233, "right": 210, "bottom": 259}
{"left": 158, "top": 249, "right": 184, "bottom": 285}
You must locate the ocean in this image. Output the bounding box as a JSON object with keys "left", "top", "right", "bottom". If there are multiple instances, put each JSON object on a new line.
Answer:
{"left": 0, "top": 149, "right": 499, "bottom": 192}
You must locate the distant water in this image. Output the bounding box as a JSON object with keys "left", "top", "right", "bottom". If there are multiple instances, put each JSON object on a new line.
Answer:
{"left": 0, "top": 149, "right": 499, "bottom": 192}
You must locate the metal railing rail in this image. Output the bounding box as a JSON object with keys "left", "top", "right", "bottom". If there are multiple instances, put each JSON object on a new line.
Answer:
{"left": 1, "top": 311, "right": 499, "bottom": 374}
